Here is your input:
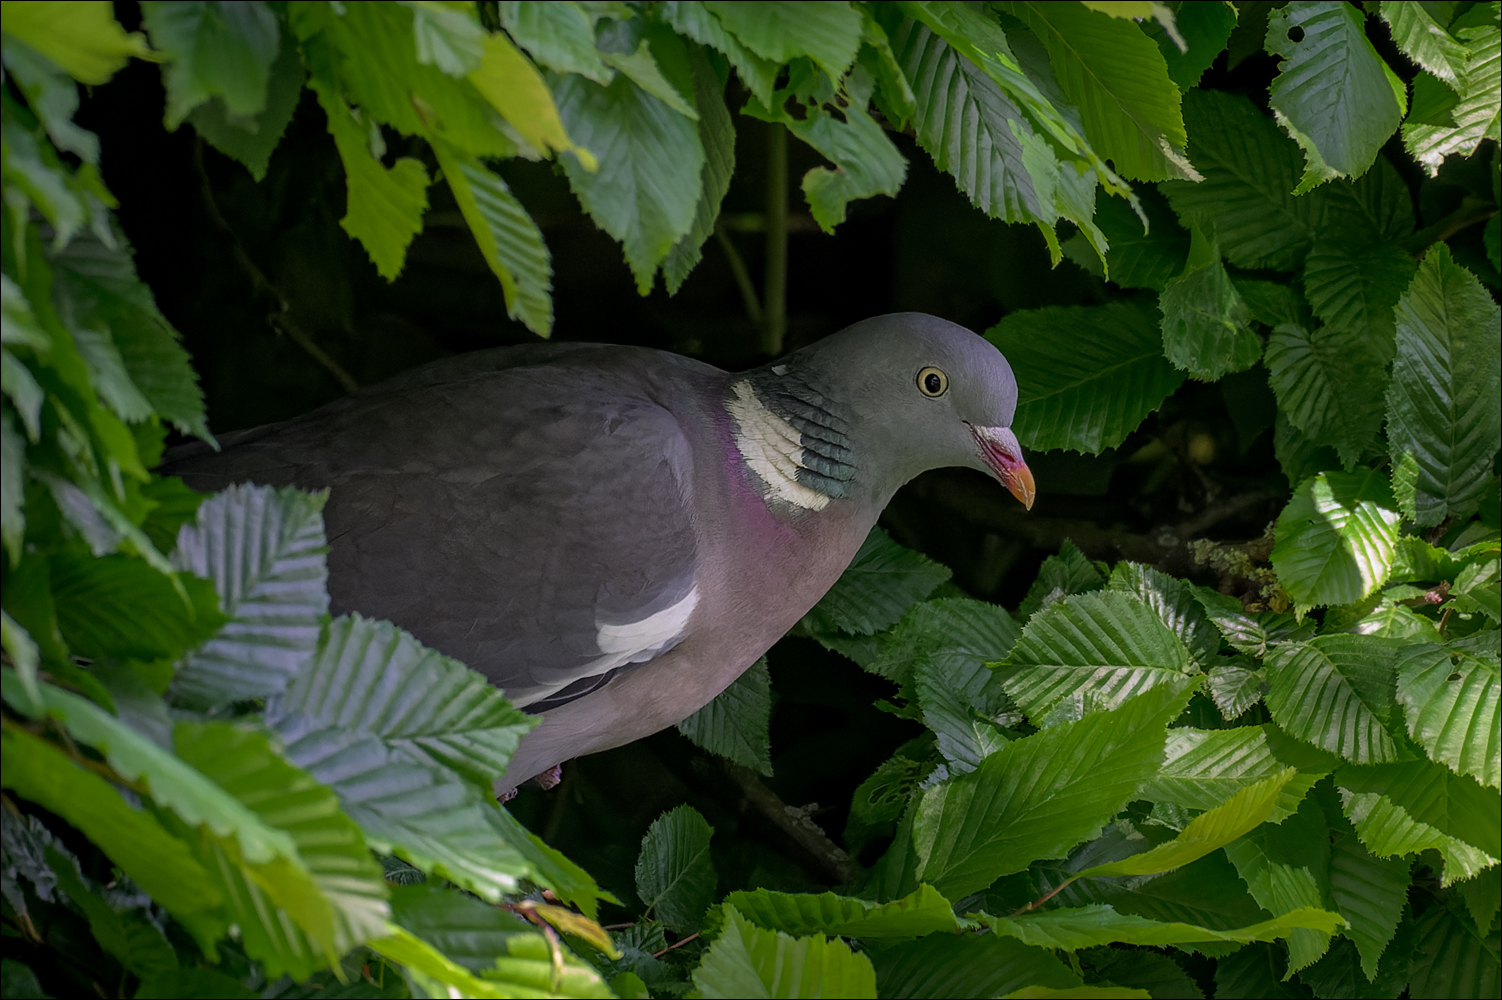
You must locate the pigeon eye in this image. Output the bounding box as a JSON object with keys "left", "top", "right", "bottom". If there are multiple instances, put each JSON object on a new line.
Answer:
{"left": 917, "top": 366, "right": 948, "bottom": 397}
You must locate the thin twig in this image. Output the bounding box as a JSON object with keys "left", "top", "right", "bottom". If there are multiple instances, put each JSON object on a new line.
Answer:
{"left": 725, "top": 763, "right": 862, "bottom": 885}
{"left": 652, "top": 931, "right": 701, "bottom": 958}
{"left": 761, "top": 121, "right": 788, "bottom": 357}
{"left": 192, "top": 138, "right": 359, "bottom": 394}
{"left": 1011, "top": 877, "right": 1075, "bottom": 916}
{"left": 715, "top": 224, "right": 763, "bottom": 327}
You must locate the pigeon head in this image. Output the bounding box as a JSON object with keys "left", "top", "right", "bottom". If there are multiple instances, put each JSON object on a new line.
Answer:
{"left": 733, "top": 313, "right": 1035, "bottom": 512}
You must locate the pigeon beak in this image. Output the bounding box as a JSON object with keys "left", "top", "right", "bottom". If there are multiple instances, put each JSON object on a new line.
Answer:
{"left": 970, "top": 425, "right": 1035, "bottom": 510}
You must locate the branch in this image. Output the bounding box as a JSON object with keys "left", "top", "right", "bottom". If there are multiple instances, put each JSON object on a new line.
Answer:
{"left": 715, "top": 223, "right": 763, "bottom": 327}
{"left": 724, "top": 762, "right": 863, "bottom": 886}
{"left": 761, "top": 121, "right": 788, "bottom": 358}
{"left": 192, "top": 138, "right": 359, "bottom": 395}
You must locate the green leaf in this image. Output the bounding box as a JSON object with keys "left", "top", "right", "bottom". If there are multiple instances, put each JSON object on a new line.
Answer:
{"left": 1194, "top": 588, "right": 1316, "bottom": 657}
{"left": 1457, "top": 866, "right": 1501, "bottom": 937}
{"left": 1223, "top": 792, "right": 1337, "bottom": 973}
{"left": 802, "top": 526, "right": 950, "bottom": 636}
{"left": 987, "top": 299, "right": 1185, "bottom": 454}
{"left": 0, "top": 0, "right": 150, "bottom": 85}
{"left": 1320, "top": 154, "right": 1418, "bottom": 243}
{"left": 1161, "top": 90, "right": 1319, "bottom": 270}
{"left": 1158, "top": 236, "right": 1259, "bottom": 381}
{"left": 48, "top": 551, "right": 223, "bottom": 662}
{"left": 1395, "top": 643, "right": 1500, "bottom": 788}
{"left": 999, "top": 591, "right": 1195, "bottom": 726}
{"left": 1, "top": 33, "right": 99, "bottom": 165}
{"left": 693, "top": 906, "right": 876, "bottom": 999}
{"left": 872, "top": 596, "right": 1019, "bottom": 684}
{"left": 372, "top": 922, "right": 614, "bottom": 999}
{"left": 1328, "top": 831, "right": 1411, "bottom": 980}
{"left": 1271, "top": 470, "right": 1402, "bottom": 610}
{"left": 176, "top": 721, "right": 390, "bottom": 960}
{"left": 916, "top": 646, "right": 1015, "bottom": 773}
{"left": 274, "top": 613, "right": 534, "bottom": 786}
{"left": 983, "top": 902, "right": 1342, "bottom": 951}
{"left": 1264, "top": 323, "right": 1389, "bottom": 468}
{"left": 552, "top": 70, "right": 704, "bottom": 294}
{"left": 1146, "top": 0, "right": 1237, "bottom": 90}
{"left": 313, "top": 83, "right": 430, "bottom": 282}
{"left": 1265, "top": 1, "right": 1405, "bottom": 187}
{"left": 1264, "top": 634, "right": 1402, "bottom": 763}
{"left": 678, "top": 656, "right": 772, "bottom": 775}
{"left": 659, "top": 1, "right": 779, "bottom": 107}
{"left": 1338, "top": 758, "right": 1501, "bottom": 885}
{"left": 1303, "top": 241, "right": 1415, "bottom": 356}
{"left": 701, "top": 1, "right": 863, "bottom": 80}
{"left": 132, "top": 969, "right": 259, "bottom": 999}
{"left": 724, "top": 884, "right": 958, "bottom": 939}
{"left": 598, "top": 26, "right": 698, "bottom": 122}
{"left": 1006, "top": 1, "right": 1193, "bottom": 182}
{"left": 1142, "top": 724, "right": 1339, "bottom": 822}
{"left": 430, "top": 140, "right": 552, "bottom": 335}
{"left": 1385, "top": 243, "right": 1502, "bottom": 526}
{"left": 184, "top": 25, "right": 303, "bottom": 182}
{"left": 499, "top": 0, "right": 612, "bottom": 82}
{"left": 636, "top": 804, "right": 716, "bottom": 935}
{"left": 406, "top": 0, "right": 485, "bottom": 77}
{"left": 0, "top": 724, "right": 220, "bottom": 919}
{"left": 1205, "top": 663, "right": 1268, "bottom": 720}
{"left": 1381, "top": 0, "right": 1471, "bottom": 82}
{"left": 390, "top": 883, "right": 612, "bottom": 995}
{"left": 663, "top": 42, "right": 735, "bottom": 295}
{"left": 1402, "top": 7, "right": 1501, "bottom": 173}
{"left": 170, "top": 483, "right": 330, "bottom": 706}
{"left": 893, "top": 19, "right": 1065, "bottom": 235}
{"left": 140, "top": 0, "right": 279, "bottom": 128}
{"left": 1017, "top": 539, "right": 1105, "bottom": 620}
{"left": 1076, "top": 188, "right": 1188, "bottom": 292}
{"left": 876, "top": 684, "right": 1190, "bottom": 902}
{"left": 867, "top": 932, "right": 1080, "bottom": 999}
{"left": 1105, "top": 563, "right": 1222, "bottom": 667}
{"left": 1078, "top": 947, "right": 1201, "bottom": 1000}
{"left": 1080, "top": 768, "right": 1300, "bottom": 879}
{"left": 45, "top": 845, "right": 179, "bottom": 982}
{"left": 1407, "top": 895, "right": 1502, "bottom": 998}
{"left": 484, "top": 804, "right": 614, "bottom": 918}
{"left": 785, "top": 102, "right": 907, "bottom": 233}
{"left": 276, "top": 724, "right": 531, "bottom": 902}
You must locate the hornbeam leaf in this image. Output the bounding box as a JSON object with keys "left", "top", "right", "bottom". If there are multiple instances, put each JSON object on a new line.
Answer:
{"left": 552, "top": 70, "right": 703, "bottom": 294}
{"left": 803, "top": 526, "right": 950, "bottom": 636}
{"left": 1006, "top": 1, "right": 1194, "bottom": 182}
{"left": 140, "top": 0, "right": 280, "bottom": 126}
{"left": 1158, "top": 231, "right": 1260, "bottom": 381}
{"left": 314, "top": 84, "right": 430, "bottom": 282}
{"left": 1407, "top": 897, "right": 1502, "bottom": 999}
{"left": 659, "top": 1, "right": 779, "bottom": 107}
{"left": 1328, "top": 831, "right": 1410, "bottom": 980}
{"left": 784, "top": 102, "right": 906, "bottom": 233}
{"left": 1193, "top": 588, "right": 1316, "bottom": 657}
{"left": 1381, "top": 0, "right": 1470, "bottom": 82}
{"left": 468, "top": 29, "right": 591, "bottom": 167}
{"left": 1081, "top": 188, "right": 1189, "bottom": 292}
{"left": 1264, "top": 323, "right": 1389, "bottom": 468}
{"left": 999, "top": 591, "right": 1195, "bottom": 726}
{"left": 1402, "top": 6, "right": 1501, "bottom": 173}
{"left": 869, "top": 932, "right": 1081, "bottom": 999}
{"left": 1145, "top": 0, "right": 1238, "bottom": 90}
{"left": 1302, "top": 241, "right": 1415, "bottom": 358}
{"left": 878, "top": 684, "right": 1191, "bottom": 901}
{"left": 701, "top": 1, "right": 863, "bottom": 80}
{"left": 871, "top": 597, "right": 1019, "bottom": 685}
{"left": 1384, "top": 244, "right": 1502, "bottom": 526}
{"left": 1265, "top": 1, "right": 1406, "bottom": 185}
{"left": 271, "top": 613, "right": 535, "bottom": 787}
{"left": 185, "top": 28, "right": 305, "bottom": 183}
{"left": 1204, "top": 664, "right": 1268, "bottom": 721}
{"left": 430, "top": 141, "right": 553, "bottom": 336}
{"left": 1337, "top": 758, "right": 1501, "bottom": 885}
{"left": 1271, "top": 470, "right": 1401, "bottom": 610}
{"left": 1395, "top": 642, "right": 1501, "bottom": 788}
{"left": 663, "top": 43, "right": 735, "bottom": 295}
{"left": 1161, "top": 90, "right": 1320, "bottom": 270}
{"left": 636, "top": 805, "right": 716, "bottom": 935}
{"left": 1223, "top": 793, "right": 1337, "bottom": 973}
{"left": 1142, "top": 724, "right": 1339, "bottom": 822}
{"left": 982, "top": 903, "right": 1343, "bottom": 951}
{"left": 170, "top": 483, "right": 330, "bottom": 706}
{"left": 1264, "top": 634, "right": 1402, "bottom": 763}
{"left": 0, "top": 724, "right": 219, "bottom": 919}
{"left": 692, "top": 907, "right": 877, "bottom": 999}
{"left": 1017, "top": 539, "right": 1104, "bottom": 620}
{"left": 724, "top": 885, "right": 958, "bottom": 939}
{"left": 498, "top": 0, "right": 612, "bottom": 82}
{"left": 987, "top": 299, "right": 1185, "bottom": 454}
{"left": 1077, "top": 769, "right": 1299, "bottom": 879}
{"left": 677, "top": 657, "right": 772, "bottom": 776}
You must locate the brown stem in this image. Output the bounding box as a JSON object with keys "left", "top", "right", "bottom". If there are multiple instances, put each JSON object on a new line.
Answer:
{"left": 724, "top": 763, "right": 862, "bottom": 886}
{"left": 1011, "top": 876, "right": 1076, "bottom": 916}
{"left": 193, "top": 138, "right": 358, "bottom": 395}
{"left": 653, "top": 931, "right": 701, "bottom": 957}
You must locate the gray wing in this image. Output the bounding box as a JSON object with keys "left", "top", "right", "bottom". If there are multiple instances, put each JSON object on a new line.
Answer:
{"left": 166, "top": 346, "right": 700, "bottom": 709}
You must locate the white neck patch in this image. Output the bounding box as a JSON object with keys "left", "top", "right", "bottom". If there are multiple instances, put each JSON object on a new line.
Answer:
{"left": 726, "top": 381, "right": 831, "bottom": 511}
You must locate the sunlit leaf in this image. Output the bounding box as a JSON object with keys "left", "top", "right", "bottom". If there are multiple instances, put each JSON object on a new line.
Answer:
{"left": 1264, "top": 634, "right": 1402, "bottom": 763}
{"left": 1271, "top": 470, "right": 1402, "bottom": 610}
{"left": 724, "top": 884, "right": 957, "bottom": 939}
{"left": 1338, "top": 758, "right": 1501, "bottom": 885}
{"left": 1395, "top": 642, "right": 1500, "bottom": 788}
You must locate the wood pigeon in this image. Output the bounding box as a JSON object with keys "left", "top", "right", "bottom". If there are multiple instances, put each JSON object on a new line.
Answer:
{"left": 165, "top": 313, "right": 1035, "bottom": 792}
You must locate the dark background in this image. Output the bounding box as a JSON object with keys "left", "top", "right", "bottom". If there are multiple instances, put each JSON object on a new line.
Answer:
{"left": 71, "top": 4, "right": 1493, "bottom": 916}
